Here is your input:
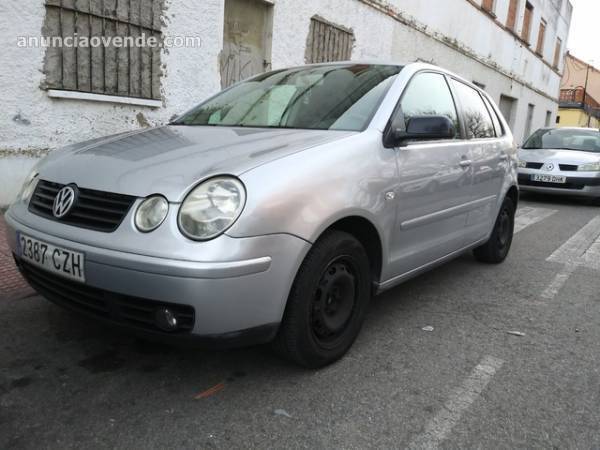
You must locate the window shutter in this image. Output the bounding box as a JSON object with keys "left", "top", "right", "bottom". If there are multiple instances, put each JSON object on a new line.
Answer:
{"left": 42, "top": 0, "right": 164, "bottom": 100}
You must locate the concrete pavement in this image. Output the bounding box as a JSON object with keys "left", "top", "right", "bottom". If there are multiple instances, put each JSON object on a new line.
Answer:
{"left": 1, "top": 194, "right": 599, "bottom": 449}
{"left": 0, "top": 215, "right": 32, "bottom": 301}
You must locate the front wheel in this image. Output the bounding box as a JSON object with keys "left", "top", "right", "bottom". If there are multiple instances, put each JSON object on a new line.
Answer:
{"left": 473, "top": 197, "right": 515, "bottom": 264}
{"left": 272, "top": 231, "right": 371, "bottom": 368}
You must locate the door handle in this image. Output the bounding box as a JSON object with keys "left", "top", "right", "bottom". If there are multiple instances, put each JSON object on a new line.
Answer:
{"left": 459, "top": 159, "right": 472, "bottom": 168}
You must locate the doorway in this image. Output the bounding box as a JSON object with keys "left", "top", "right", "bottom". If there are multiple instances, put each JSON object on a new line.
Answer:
{"left": 220, "top": 0, "right": 273, "bottom": 88}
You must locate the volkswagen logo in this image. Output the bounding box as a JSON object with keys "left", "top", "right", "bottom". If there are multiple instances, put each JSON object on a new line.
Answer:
{"left": 53, "top": 186, "right": 77, "bottom": 218}
{"left": 542, "top": 163, "right": 555, "bottom": 172}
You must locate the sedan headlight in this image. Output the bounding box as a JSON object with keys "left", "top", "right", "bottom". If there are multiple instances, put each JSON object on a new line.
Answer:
{"left": 135, "top": 195, "right": 169, "bottom": 232}
{"left": 578, "top": 162, "right": 600, "bottom": 172}
{"left": 18, "top": 171, "right": 39, "bottom": 203}
{"left": 517, "top": 160, "right": 527, "bottom": 168}
{"left": 178, "top": 176, "right": 246, "bottom": 241}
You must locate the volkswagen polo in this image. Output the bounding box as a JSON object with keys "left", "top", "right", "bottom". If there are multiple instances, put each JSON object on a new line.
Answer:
{"left": 5, "top": 62, "right": 518, "bottom": 367}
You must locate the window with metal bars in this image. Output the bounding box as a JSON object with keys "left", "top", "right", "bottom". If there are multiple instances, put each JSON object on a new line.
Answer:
{"left": 42, "top": 0, "right": 164, "bottom": 100}
{"left": 305, "top": 16, "right": 354, "bottom": 64}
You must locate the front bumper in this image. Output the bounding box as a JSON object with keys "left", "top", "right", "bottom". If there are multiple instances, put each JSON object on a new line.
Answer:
{"left": 4, "top": 207, "right": 311, "bottom": 347}
{"left": 517, "top": 172, "right": 600, "bottom": 197}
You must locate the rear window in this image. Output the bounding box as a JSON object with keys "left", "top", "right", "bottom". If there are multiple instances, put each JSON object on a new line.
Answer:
{"left": 482, "top": 95, "right": 504, "bottom": 136}
{"left": 451, "top": 80, "right": 496, "bottom": 139}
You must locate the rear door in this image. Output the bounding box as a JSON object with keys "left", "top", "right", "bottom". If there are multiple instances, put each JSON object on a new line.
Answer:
{"left": 449, "top": 80, "right": 507, "bottom": 241}
{"left": 389, "top": 72, "right": 474, "bottom": 277}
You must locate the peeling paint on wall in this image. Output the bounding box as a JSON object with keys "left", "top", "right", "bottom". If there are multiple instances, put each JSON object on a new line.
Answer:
{"left": 12, "top": 113, "right": 31, "bottom": 126}
{"left": 136, "top": 112, "right": 151, "bottom": 128}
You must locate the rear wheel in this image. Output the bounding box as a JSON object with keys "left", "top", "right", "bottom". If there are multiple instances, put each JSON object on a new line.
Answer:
{"left": 473, "top": 196, "right": 515, "bottom": 264}
{"left": 273, "top": 231, "right": 371, "bottom": 368}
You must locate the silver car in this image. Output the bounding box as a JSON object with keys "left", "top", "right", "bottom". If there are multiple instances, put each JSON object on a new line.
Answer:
{"left": 518, "top": 127, "right": 600, "bottom": 199}
{"left": 5, "top": 62, "right": 518, "bottom": 367}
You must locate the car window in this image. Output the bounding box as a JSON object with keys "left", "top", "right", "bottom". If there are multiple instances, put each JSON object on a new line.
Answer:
{"left": 482, "top": 95, "right": 504, "bottom": 136}
{"left": 451, "top": 80, "right": 496, "bottom": 139}
{"left": 399, "top": 72, "right": 460, "bottom": 138}
{"left": 174, "top": 64, "right": 403, "bottom": 131}
{"left": 523, "top": 128, "right": 600, "bottom": 152}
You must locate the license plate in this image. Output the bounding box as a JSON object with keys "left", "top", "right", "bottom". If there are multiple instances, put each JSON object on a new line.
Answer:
{"left": 16, "top": 232, "right": 85, "bottom": 282}
{"left": 531, "top": 174, "right": 567, "bottom": 184}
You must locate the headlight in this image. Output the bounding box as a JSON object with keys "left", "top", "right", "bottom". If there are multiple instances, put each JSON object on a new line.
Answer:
{"left": 18, "top": 171, "right": 39, "bottom": 203}
{"left": 178, "top": 176, "right": 246, "bottom": 241}
{"left": 135, "top": 195, "right": 169, "bottom": 232}
{"left": 517, "top": 160, "right": 527, "bottom": 168}
{"left": 578, "top": 162, "right": 600, "bottom": 172}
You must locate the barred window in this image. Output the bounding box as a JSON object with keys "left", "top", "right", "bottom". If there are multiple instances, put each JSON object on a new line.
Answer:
{"left": 305, "top": 16, "right": 354, "bottom": 64}
{"left": 42, "top": 0, "right": 164, "bottom": 100}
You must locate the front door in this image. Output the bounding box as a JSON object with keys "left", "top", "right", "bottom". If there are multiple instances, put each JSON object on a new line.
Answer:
{"left": 389, "top": 72, "right": 474, "bottom": 277}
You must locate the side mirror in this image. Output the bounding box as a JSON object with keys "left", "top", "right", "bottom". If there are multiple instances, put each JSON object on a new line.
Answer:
{"left": 389, "top": 116, "right": 455, "bottom": 147}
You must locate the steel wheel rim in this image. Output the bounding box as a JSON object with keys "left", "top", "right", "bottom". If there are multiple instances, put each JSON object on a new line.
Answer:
{"left": 310, "top": 256, "right": 358, "bottom": 348}
{"left": 497, "top": 208, "right": 512, "bottom": 248}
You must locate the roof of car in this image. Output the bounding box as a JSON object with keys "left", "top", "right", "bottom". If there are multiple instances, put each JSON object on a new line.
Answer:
{"left": 545, "top": 127, "right": 600, "bottom": 132}
{"left": 289, "top": 60, "right": 475, "bottom": 89}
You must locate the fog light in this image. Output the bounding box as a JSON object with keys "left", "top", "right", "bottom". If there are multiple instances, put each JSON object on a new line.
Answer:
{"left": 135, "top": 195, "right": 169, "bottom": 232}
{"left": 155, "top": 308, "right": 178, "bottom": 331}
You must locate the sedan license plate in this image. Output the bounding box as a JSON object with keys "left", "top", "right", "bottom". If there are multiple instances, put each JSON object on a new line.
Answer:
{"left": 16, "top": 232, "right": 85, "bottom": 282}
{"left": 531, "top": 174, "right": 567, "bottom": 184}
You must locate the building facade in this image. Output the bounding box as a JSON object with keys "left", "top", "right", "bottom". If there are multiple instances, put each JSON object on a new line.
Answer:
{"left": 0, "top": 0, "right": 572, "bottom": 206}
{"left": 558, "top": 53, "right": 600, "bottom": 129}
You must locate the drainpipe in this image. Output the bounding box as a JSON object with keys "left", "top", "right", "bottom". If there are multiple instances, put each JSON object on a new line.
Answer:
{"left": 583, "top": 62, "right": 591, "bottom": 127}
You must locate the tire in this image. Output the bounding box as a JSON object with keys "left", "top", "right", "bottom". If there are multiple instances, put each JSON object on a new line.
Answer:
{"left": 473, "top": 196, "right": 515, "bottom": 264}
{"left": 272, "top": 231, "right": 371, "bottom": 368}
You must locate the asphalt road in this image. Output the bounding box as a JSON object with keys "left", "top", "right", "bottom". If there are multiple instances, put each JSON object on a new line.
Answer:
{"left": 1, "top": 193, "right": 599, "bottom": 449}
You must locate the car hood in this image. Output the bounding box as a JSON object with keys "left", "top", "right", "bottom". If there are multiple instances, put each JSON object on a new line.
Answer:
{"left": 518, "top": 148, "right": 600, "bottom": 165}
{"left": 38, "top": 125, "right": 355, "bottom": 201}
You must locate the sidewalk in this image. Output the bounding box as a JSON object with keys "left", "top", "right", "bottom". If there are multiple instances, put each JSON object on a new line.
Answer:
{"left": 0, "top": 214, "right": 33, "bottom": 299}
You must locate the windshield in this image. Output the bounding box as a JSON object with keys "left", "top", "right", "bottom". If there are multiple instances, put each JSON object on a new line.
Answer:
{"left": 172, "top": 64, "right": 402, "bottom": 131}
{"left": 523, "top": 128, "right": 600, "bottom": 152}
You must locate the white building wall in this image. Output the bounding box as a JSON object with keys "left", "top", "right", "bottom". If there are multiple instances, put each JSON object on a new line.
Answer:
{"left": 0, "top": 0, "right": 572, "bottom": 207}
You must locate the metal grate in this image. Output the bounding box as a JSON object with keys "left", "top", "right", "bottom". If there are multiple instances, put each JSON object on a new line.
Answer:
{"left": 305, "top": 16, "right": 354, "bottom": 64}
{"left": 559, "top": 164, "right": 578, "bottom": 171}
{"left": 19, "top": 261, "right": 195, "bottom": 334}
{"left": 525, "top": 162, "right": 544, "bottom": 169}
{"left": 28, "top": 180, "right": 136, "bottom": 232}
{"left": 42, "top": 0, "right": 164, "bottom": 100}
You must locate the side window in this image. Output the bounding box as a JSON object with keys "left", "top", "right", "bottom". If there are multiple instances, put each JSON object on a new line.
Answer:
{"left": 482, "top": 95, "right": 504, "bottom": 136}
{"left": 400, "top": 73, "right": 459, "bottom": 138}
{"left": 451, "top": 80, "right": 496, "bottom": 139}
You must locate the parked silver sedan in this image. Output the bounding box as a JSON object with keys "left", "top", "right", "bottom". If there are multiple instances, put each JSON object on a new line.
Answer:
{"left": 5, "top": 62, "right": 518, "bottom": 367}
{"left": 518, "top": 127, "right": 600, "bottom": 198}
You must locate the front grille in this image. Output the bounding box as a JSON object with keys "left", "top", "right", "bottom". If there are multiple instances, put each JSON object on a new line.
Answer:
{"left": 19, "top": 261, "right": 195, "bottom": 334}
{"left": 519, "top": 178, "right": 585, "bottom": 190}
{"left": 29, "top": 180, "right": 136, "bottom": 232}
{"left": 559, "top": 164, "right": 578, "bottom": 171}
{"left": 525, "top": 162, "right": 544, "bottom": 169}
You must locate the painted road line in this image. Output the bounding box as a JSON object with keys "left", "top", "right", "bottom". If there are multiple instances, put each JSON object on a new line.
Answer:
{"left": 547, "top": 215, "right": 600, "bottom": 266}
{"left": 581, "top": 231, "right": 600, "bottom": 272}
{"left": 407, "top": 356, "right": 504, "bottom": 450}
{"left": 540, "top": 215, "right": 600, "bottom": 300}
{"left": 541, "top": 264, "right": 578, "bottom": 300}
{"left": 514, "top": 206, "right": 557, "bottom": 234}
